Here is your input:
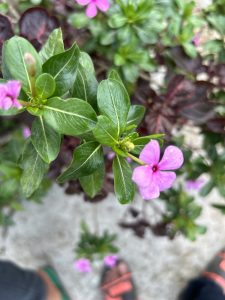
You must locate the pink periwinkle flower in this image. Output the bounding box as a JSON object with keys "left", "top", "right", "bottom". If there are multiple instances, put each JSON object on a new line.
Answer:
{"left": 74, "top": 258, "right": 92, "bottom": 273}
{"left": 186, "top": 178, "right": 205, "bottom": 191}
{"left": 104, "top": 254, "right": 118, "bottom": 268}
{"left": 193, "top": 32, "right": 201, "bottom": 47}
{"left": 23, "top": 126, "right": 31, "bottom": 138}
{"left": 76, "top": 0, "right": 110, "bottom": 18}
{"left": 132, "top": 140, "right": 184, "bottom": 200}
{"left": 107, "top": 151, "right": 115, "bottom": 160}
{"left": 0, "top": 81, "right": 22, "bottom": 110}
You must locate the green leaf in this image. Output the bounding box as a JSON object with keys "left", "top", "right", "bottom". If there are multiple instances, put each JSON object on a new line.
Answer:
{"left": 79, "top": 165, "right": 105, "bottom": 198}
{"left": 43, "top": 97, "right": 97, "bottom": 136}
{"left": 183, "top": 43, "right": 197, "bottom": 58}
{"left": 43, "top": 43, "right": 80, "bottom": 96}
{"left": 20, "top": 142, "right": 49, "bottom": 197}
{"left": 113, "top": 155, "right": 135, "bottom": 204}
{"left": 97, "top": 79, "right": 130, "bottom": 136}
{"left": 35, "top": 73, "right": 56, "bottom": 99}
{"left": 108, "top": 13, "right": 127, "bottom": 28}
{"left": 108, "top": 69, "right": 123, "bottom": 84}
{"left": 207, "top": 15, "right": 225, "bottom": 36}
{"left": 31, "top": 116, "right": 61, "bottom": 163}
{"left": 39, "top": 28, "right": 64, "bottom": 63}
{"left": 132, "top": 134, "right": 165, "bottom": 154}
{"left": 79, "top": 52, "right": 95, "bottom": 74}
{"left": 2, "top": 36, "right": 42, "bottom": 92}
{"left": 212, "top": 204, "right": 225, "bottom": 214}
{"left": 127, "top": 105, "right": 145, "bottom": 126}
{"left": 58, "top": 141, "right": 103, "bottom": 182}
{"left": 93, "top": 115, "right": 119, "bottom": 146}
{"left": 200, "top": 180, "right": 214, "bottom": 197}
{"left": 73, "top": 52, "right": 98, "bottom": 108}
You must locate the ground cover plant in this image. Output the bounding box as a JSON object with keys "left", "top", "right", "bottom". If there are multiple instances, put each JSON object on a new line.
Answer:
{"left": 0, "top": 0, "right": 224, "bottom": 264}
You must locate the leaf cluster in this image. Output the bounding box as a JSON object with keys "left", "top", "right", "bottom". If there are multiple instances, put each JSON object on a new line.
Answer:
{"left": 75, "top": 222, "right": 118, "bottom": 261}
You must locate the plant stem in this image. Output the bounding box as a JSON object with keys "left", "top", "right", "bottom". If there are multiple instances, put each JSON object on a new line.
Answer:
{"left": 19, "top": 100, "right": 35, "bottom": 107}
{"left": 127, "top": 153, "right": 146, "bottom": 165}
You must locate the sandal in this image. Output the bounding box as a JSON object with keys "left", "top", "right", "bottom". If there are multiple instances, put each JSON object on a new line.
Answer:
{"left": 203, "top": 249, "right": 225, "bottom": 294}
{"left": 100, "top": 259, "right": 137, "bottom": 300}
{"left": 40, "top": 265, "right": 71, "bottom": 300}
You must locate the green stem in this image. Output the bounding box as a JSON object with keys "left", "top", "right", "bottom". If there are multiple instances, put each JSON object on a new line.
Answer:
{"left": 127, "top": 153, "right": 145, "bottom": 166}
{"left": 19, "top": 100, "right": 36, "bottom": 107}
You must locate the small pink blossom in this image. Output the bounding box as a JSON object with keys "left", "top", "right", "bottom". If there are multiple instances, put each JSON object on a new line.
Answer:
{"left": 186, "top": 178, "right": 205, "bottom": 191}
{"left": 193, "top": 32, "right": 201, "bottom": 47}
{"left": 126, "top": 157, "right": 132, "bottom": 163}
{"left": 132, "top": 140, "right": 184, "bottom": 200}
{"left": 76, "top": 0, "right": 110, "bottom": 18}
{"left": 23, "top": 126, "right": 31, "bottom": 138}
{"left": 104, "top": 255, "right": 118, "bottom": 268}
{"left": 74, "top": 258, "right": 92, "bottom": 273}
{"left": 107, "top": 151, "right": 115, "bottom": 160}
{"left": 0, "top": 81, "right": 22, "bottom": 110}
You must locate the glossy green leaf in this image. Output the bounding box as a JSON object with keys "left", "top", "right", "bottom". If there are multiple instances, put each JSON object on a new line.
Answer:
{"left": 79, "top": 52, "right": 95, "bottom": 74}
{"left": 113, "top": 155, "right": 135, "bottom": 204}
{"left": 93, "top": 115, "right": 119, "bottom": 146}
{"left": 43, "top": 97, "right": 97, "bottom": 136}
{"left": 2, "top": 36, "right": 42, "bottom": 92}
{"left": 127, "top": 105, "right": 146, "bottom": 126}
{"left": 20, "top": 142, "right": 49, "bottom": 197}
{"left": 200, "top": 180, "right": 214, "bottom": 197}
{"left": 132, "top": 134, "right": 165, "bottom": 154}
{"left": 79, "top": 165, "right": 105, "bottom": 198}
{"left": 58, "top": 141, "right": 103, "bottom": 182}
{"left": 97, "top": 79, "right": 130, "bottom": 135}
{"left": 31, "top": 116, "right": 61, "bottom": 163}
{"left": 43, "top": 43, "right": 80, "bottom": 96}
{"left": 108, "top": 69, "right": 123, "bottom": 84}
{"left": 71, "top": 64, "right": 98, "bottom": 109}
{"left": 35, "top": 73, "right": 56, "bottom": 99}
{"left": 39, "top": 28, "right": 64, "bottom": 63}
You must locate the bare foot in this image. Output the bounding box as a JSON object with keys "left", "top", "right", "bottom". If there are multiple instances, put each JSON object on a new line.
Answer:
{"left": 38, "top": 270, "right": 61, "bottom": 300}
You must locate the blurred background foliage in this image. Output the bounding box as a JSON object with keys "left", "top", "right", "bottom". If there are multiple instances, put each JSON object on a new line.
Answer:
{"left": 0, "top": 0, "right": 224, "bottom": 241}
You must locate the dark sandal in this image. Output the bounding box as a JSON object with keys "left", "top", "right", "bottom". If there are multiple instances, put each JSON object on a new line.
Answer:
{"left": 203, "top": 249, "right": 225, "bottom": 294}
{"left": 100, "top": 259, "right": 137, "bottom": 300}
{"left": 41, "top": 265, "right": 71, "bottom": 300}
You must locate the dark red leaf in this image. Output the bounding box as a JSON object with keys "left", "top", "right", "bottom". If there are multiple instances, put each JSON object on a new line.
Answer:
{"left": 207, "top": 118, "right": 225, "bottom": 134}
{"left": 19, "top": 7, "right": 59, "bottom": 50}
{"left": 0, "top": 14, "right": 14, "bottom": 53}
{"left": 170, "top": 46, "right": 204, "bottom": 74}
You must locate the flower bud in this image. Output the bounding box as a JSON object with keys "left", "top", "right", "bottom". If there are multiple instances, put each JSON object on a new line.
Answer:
{"left": 24, "top": 52, "right": 36, "bottom": 77}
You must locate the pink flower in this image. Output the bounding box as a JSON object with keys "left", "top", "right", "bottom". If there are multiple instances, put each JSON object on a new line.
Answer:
{"left": 193, "top": 32, "right": 201, "bottom": 47}
{"left": 104, "top": 255, "right": 118, "bottom": 267}
{"left": 76, "top": 0, "right": 110, "bottom": 18}
{"left": 186, "top": 178, "right": 205, "bottom": 191}
{"left": 107, "top": 151, "right": 115, "bottom": 160}
{"left": 132, "top": 140, "right": 184, "bottom": 200}
{"left": 23, "top": 126, "right": 31, "bottom": 138}
{"left": 74, "top": 258, "right": 92, "bottom": 273}
{"left": 0, "top": 81, "right": 22, "bottom": 110}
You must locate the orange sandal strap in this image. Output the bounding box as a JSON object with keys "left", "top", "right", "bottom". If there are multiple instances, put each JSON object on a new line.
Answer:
{"left": 101, "top": 272, "right": 132, "bottom": 290}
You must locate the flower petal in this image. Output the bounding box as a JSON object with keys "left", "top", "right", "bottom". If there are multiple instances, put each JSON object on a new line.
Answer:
{"left": 158, "top": 146, "right": 184, "bottom": 170}
{"left": 132, "top": 165, "right": 152, "bottom": 188}
{"left": 76, "top": 0, "right": 90, "bottom": 5}
{"left": 139, "top": 182, "right": 160, "bottom": 200}
{"left": 6, "top": 81, "right": 21, "bottom": 98}
{"left": 154, "top": 171, "right": 176, "bottom": 191}
{"left": 0, "top": 84, "right": 7, "bottom": 100}
{"left": 1, "top": 97, "right": 12, "bottom": 110}
{"left": 139, "top": 140, "right": 160, "bottom": 166}
{"left": 96, "top": 0, "right": 110, "bottom": 12}
{"left": 86, "top": 3, "right": 97, "bottom": 18}
{"left": 12, "top": 99, "right": 22, "bottom": 109}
